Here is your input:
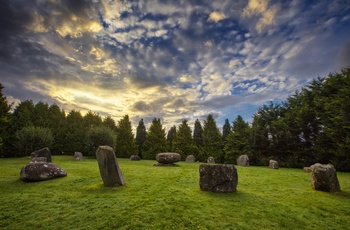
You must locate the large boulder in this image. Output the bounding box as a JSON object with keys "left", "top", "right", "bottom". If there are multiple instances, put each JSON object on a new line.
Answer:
{"left": 154, "top": 152, "right": 181, "bottom": 166}
{"left": 237, "top": 155, "right": 249, "bottom": 166}
{"left": 31, "top": 147, "right": 52, "bottom": 163}
{"left": 185, "top": 155, "right": 195, "bottom": 163}
{"left": 269, "top": 160, "right": 279, "bottom": 169}
{"left": 130, "top": 155, "right": 141, "bottom": 161}
{"left": 20, "top": 162, "right": 67, "bottom": 182}
{"left": 207, "top": 156, "right": 215, "bottom": 164}
{"left": 199, "top": 164, "right": 238, "bottom": 193}
{"left": 310, "top": 163, "right": 340, "bottom": 192}
{"left": 74, "top": 152, "right": 83, "bottom": 161}
{"left": 95, "top": 146, "right": 125, "bottom": 187}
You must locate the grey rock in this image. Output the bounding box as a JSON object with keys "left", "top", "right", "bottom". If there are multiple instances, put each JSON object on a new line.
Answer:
{"left": 237, "top": 155, "right": 249, "bottom": 166}
{"left": 31, "top": 147, "right": 52, "bottom": 162}
{"left": 269, "top": 160, "right": 279, "bottom": 169}
{"left": 310, "top": 163, "right": 340, "bottom": 192}
{"left": 207, "top": 156, "right": 215, "bottom": 163}
{"left": 199, "top": 164, "right": 238, "bottom": 193}
{"left": 130, "top": 155, "right": 141, "bottom": 161}
{"left": 155, "top": 152, "right": 181, "bottom": 164}
{"left": 31, "top": 157, "right": 47, "bottom": 163}
{"left": 74, "top": 152, "right": 83, "bottom": 161}
{"left": 303, "top": 167, "right": 311, "bottom": 173}
{"left": 185, "top": 155, "right": 195, "bottom": 163}
{"left": 95, "top": 146, "right": 125, "bottom": 187}
{"left": 20, "top": 162, "right": 67, "bottom": 182}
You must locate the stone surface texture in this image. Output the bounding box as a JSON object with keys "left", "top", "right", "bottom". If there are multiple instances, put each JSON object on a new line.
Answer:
{"left": 130, "top": 155, "right": 141, "bottom": 161}
{"left": 269, "top": 160, "right": 279, "bottom": 169}
{"left": 199, "top": 164, "right": 238, "bottom": 193}
{"left": 155, "top": 152, "right": 181, "bottom": 164}
{"left": 95, "top": 146, "right": 125, "bottom": 187}
{"left": 237, "top": 155, "right": 249, "bottom": 166}
{"left": 31, "top": 147, "right": 52, "bottom": 162}
{"left": 20, "top": 162, "right": 67, "bottom": 182}
{"left": 310, "top": 163, "right": 340, "bottom": 192}
{"left": 74, "top": 152, "right": 83, "bottom": 161}
{"left": 207, "top": 156, "right": 215, "bottom": 163}
{"left": 31, "top": 157, "right": 47, "bottom": 163}
{"left": 185, "top": 155, "right": 195, "bottom": 163}
{"left": 303, "top": 167, "right": 311, "bottom": 173}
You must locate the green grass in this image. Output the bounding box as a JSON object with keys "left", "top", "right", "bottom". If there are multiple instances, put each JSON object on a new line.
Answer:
{"left": 1, "top": 156, "right": 350, "bottom": 229}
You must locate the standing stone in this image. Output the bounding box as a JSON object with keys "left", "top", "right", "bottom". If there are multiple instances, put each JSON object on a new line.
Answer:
{"left": 269, "top": 160, "right": 279, "bottom": 169}
{"left": 185, "top": 155, "right": 195, "bottom": 163}
{"left": 154, "top": 152, "right": 181, "bottom": 166}
{"left": 207, "top": 156, "right": 215, "bottom": 164}
{"left": 130, "top": 155, "right": 141, "bottom": 161}
{"left": 95, "top": 146, "right": 125, "bottom": 187}
{"left": 199, "top": 164, "right": 238, "bottom": 193}
{"left": 20, "top": 162, "right": 67, "bottom": 182}
{"left": 31, "top": 147, "right": 52, "bottom": 162}
{"left": 31, "top": 157, "right": 47, "bottom": 163}
{"left": 303, "top": 167, "right": 311, "bottom": 173}
{"left": 310, "top": 163, "right": 340, "bottom": 192}
{"left": 237, "top": 155, "right": 249, "bottom": 166}
{"left": 74, "top": 152, "right": 83, "bottom": 161}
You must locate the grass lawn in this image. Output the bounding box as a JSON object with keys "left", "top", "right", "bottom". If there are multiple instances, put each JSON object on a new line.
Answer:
{"left": 1, "top": 156, "right": 350, "bottom": 229}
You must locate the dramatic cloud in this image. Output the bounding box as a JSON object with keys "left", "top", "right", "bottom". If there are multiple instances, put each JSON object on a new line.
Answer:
{"left": 1, "top": 0, "right": 349, "bottom": 130}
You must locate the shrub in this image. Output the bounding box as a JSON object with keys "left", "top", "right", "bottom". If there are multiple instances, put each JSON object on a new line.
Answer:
{"left": 85, "top": 126, "right": 116, "bottom": 156}
{"left": 15, "top": 126, "right": 54, "bottom": 156}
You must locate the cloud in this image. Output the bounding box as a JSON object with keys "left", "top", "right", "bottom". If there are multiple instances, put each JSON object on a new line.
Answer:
{"left": 208, "top": 11, "right": 226, "bottom": 23}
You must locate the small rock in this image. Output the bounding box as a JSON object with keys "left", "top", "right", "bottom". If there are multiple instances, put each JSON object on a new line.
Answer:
{"left": 303, "top": 167, "right": 311, "bottom": 173}
{"left": 237, "top": 155, "right": 249, "bottom": 166}
{"left": 207, "top": 156, "right": 215, "bottom": 163}
{"left": 269, "top": 160, "right": 279, "bottom": 169}
{"left": 74, "top": 152, "right": 83, "bottom": 161}
{"left": 310, "top": 163, "right": 340, "bottom": 192}
{"left": 199, "top": 164, "right": 238, "bottom": 193}
{"left": 185, "top": 155, "right": 195, "bottom": 163}
{"left": 130, "top": 155, "right": 141, "bottom": 161}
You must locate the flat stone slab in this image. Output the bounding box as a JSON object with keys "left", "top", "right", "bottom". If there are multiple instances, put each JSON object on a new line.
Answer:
{"left": 96, "top": 146, "right": 125, "bottom": 187}
{"left": 199, "top": 164, "right": 238, "bottom": 193}
{"left": 155, "top": 152, "right": 181, "bottom": 164}
{"left": 20, "top": 162, "right": 67, "bottom": 182}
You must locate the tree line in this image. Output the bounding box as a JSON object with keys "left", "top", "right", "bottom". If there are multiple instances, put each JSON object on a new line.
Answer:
{"left": 0, "top": 67, "right": 349, "bottom": 171}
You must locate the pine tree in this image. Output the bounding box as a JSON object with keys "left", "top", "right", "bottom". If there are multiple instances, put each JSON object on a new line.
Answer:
{"left": 172, "top": 120, "right": 197, "bottom": 160}
{"left": 224, "top": 115, "right": 251, "bottom": 164}
{"left": 193, "top": 118, "right": 203, "bottom": 147}
{"left": 142, "top": 118, "right": 167, "bottom": 160}
{"left": 32, "top": 101, "right": 50, "bottom": 128}
{"left": 0, "top": 83, "right": 12, "bottom": 154}
{"left": 199, "top": 115, "right": 224, "bottom": 163}
{"left": 48, "top": 104, "right": 66, "bottom": 154}
{"left": 115, "top": 115, "right": 138, "bottom": 158}
{"left": 64, "top": 110, "right": 85, "bottom": 154}
{"left": 166, "top": 125, "right": 176, "bottom": 151}
{"left": 103, "top": 116, "right": 117, "bottom": 131}
{"left": 136, "top": 118, "right": 147, "bottom": 158}
{"left": 222, "top": 118, "right": 231, "bottom": 142}
{"left": 84, "top": 111, "right": 102, "bottom": 129}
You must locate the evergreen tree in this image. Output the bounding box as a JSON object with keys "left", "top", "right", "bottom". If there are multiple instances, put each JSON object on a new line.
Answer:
{"left": 224, "top": 116, "right": 251, "bottom": 164}
{"left": 86, "top": 126, "right": 116, "bottom": 156}
{"left": 135, "top": 118, "right": 147, "bottom": 158}
{"left": 222, "top": 118, "right": 231, "bottom": 142}
{"left": 193, "top": 118, "right": 203, "bottom": 147}
{"left": 32, "top": 101, "right": 50, "bottom": 128}
{"left": 103, "top": 116, "right": 117, "bottom": 131}
{"left": 84, "top": 111, "right": 102, "bottom": 129}
{"left": 63, "top": 110, "right": 85, "bottom": 154}
{"left": 0, "top": 83, "right": 12, "bottom": 154}
{"left": 142, "top": 118, "right": 167, "bottom": 160}
{"left": 48, "top": 104, "right": 66, "bottom": 154}
{"left": 199, "top": 115, "right": 224, "bottom": 163}
{"left": 166, "top": 125, "right": 176, "bottom": 151}
{"left": 172, "top": 120, "right": 197, "bottom": 160}
{"left": 115, "top": 115, "right": 137, "bottom": 158}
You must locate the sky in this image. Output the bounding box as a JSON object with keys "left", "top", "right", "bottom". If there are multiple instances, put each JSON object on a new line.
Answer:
{"left": 1, "top": 0, "right": 350, "bottom": 131}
